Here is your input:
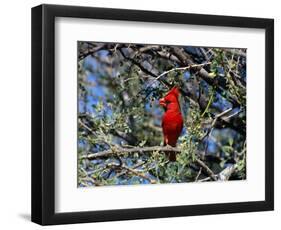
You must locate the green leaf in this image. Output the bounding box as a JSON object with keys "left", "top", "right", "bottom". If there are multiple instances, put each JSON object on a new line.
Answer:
{"left": 208, "top": 72, "right": 217, "bottom": 78}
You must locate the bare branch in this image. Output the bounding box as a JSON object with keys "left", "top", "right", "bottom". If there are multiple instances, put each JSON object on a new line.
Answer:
{"left": 83, "top": 146, "right": 180, "bottom": 159}
{"left": 195, "top": 158, "right": 217, "bottom": 181}
{"left": 78, "top": 118, "right": 95, "bottom": 135}
{"left": 197, "top": 163, "right": 238, "bottom": 182}
{"left": 226, "top": 48, "right": 246, "bottom": 58}
{"left": 79, "top": 44, "right": 106, "bottom": 60}
{"left": 121, "top": 164, "right": 157, "bottom": 184}
{"left": 201, "top": 108, "right": 233, "bottom": 141}
{"left": 170, "top": 46, "right": 242, "bottom": 107}
{"left": 195, "top": 167, "right": 202, "bottom": 181}
{"left": 115, "top": 161, "right": 146, "bottom": 177}
{"left": 218, "top": 164, "right": 237, "bottom": 181}
{"left": 153, "top": 62, "right": 211, "bottom": 84}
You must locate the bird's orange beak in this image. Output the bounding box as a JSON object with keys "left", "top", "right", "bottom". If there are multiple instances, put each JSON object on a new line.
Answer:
{"left": 159, "top": 98, "right": 166, "bottom": 107}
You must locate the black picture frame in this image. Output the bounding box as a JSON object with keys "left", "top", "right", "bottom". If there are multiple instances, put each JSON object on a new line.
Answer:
{"left": 31, "top": 4, "right": 274, "bottom": 225}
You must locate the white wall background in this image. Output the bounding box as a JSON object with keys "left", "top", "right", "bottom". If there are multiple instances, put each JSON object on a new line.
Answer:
{"left": 0, "top": 0, "right": 279, "bottom": 229}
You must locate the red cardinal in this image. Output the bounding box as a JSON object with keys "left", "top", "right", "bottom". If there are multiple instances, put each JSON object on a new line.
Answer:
{"left": 159, "top": 87, "right": 183, "bottom": 161}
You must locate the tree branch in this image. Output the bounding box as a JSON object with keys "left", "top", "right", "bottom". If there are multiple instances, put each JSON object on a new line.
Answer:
{"left": 170, "top": 46, "right": 242, "bottom": 107}
{"left": 83, "top": 146, "right": 180, "bottom": 159}
{"left": 82, "top": 145, "right": 217, "bottom": 181}
{"left": 218, "top": 164, "right": 237, "bottom": 181}
{"left": 152, "top": 62, "right": 211, "bottom": 84}
{"left": 79, "top": 44, "right": 106, "bottom": 60}
{"left": 195, "top": 158, "right": 217, "bottom": 181}
{"left": 200, "top": 108, "right": 233, "bottom": 142}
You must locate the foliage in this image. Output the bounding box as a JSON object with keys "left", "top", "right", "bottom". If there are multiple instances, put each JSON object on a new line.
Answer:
{"left": 77, "top": 42, "right": 247, "bottom": 187}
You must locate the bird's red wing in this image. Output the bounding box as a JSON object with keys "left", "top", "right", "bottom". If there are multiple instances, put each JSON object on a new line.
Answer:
{"left": 162, "top": 114, "right": 183, "bottom": 146}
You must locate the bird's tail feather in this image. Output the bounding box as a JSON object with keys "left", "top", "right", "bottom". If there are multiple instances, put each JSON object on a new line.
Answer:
{"left": 166, "top": 151, "right": 176, "bottom": 161}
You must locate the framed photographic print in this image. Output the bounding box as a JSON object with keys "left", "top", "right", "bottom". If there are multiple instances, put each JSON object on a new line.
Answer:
{"left": 31, "top": 4, "right": 274, "bottom": 225}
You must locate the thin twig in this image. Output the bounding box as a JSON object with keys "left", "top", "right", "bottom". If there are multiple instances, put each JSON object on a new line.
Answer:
{"left": 155, "top": 62, "right": 211, "bottom": 82}
{"left": 198, "top": 177, "right": 211, "bottom": 182}
{"left": 195, "top": 167, "right": 202, "bottom": 182}
{"left": 78, "top": 119, "right": 95, "bottom": 135}
{"left": 201, "top": 90, "right": 214, "bottom": 117}
{"left": 115, "top": 161, "right": 146, "bottom": 177}
{"left": 197, "top": 163, "right": 238, "bottom": 182}
{"left": 195, "top": 158, "right": 217, "bottom": 181}
{"left": 121, "top": 164, "right": 157, "bottom": 184}
{"left": 201, "top": 108, "right": 233, "bottom": 142}
{"left": 79, "top": 44, "right": 106, "bottom": 60}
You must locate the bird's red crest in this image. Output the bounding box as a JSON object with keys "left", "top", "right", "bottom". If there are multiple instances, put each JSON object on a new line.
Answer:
{"left": 159, "top": 86, "right": 181, "bottom": 107}
{"left": 166, "top": 86, "right": 180, "bottom": 98}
